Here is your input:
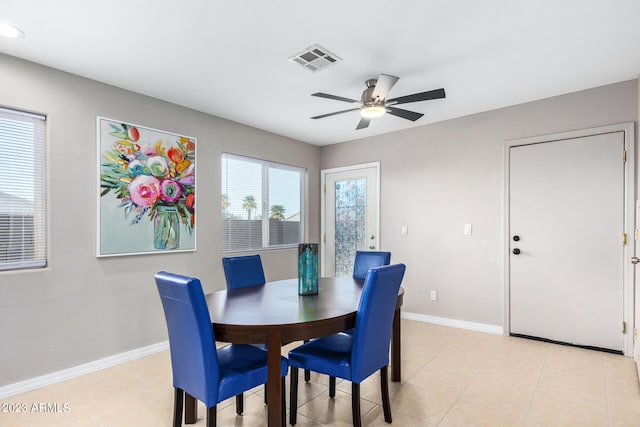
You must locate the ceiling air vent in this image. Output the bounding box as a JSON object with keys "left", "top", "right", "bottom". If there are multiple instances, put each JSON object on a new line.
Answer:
{"left": 289, "top": 44, "right": 342, "bottom": 72}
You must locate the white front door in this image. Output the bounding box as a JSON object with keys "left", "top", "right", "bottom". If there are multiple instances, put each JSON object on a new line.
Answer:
{"left": 635, "top": 200, "right": 640, "bottom": 368}
{"left": 509, "top": 131, "right": 626, "bottom": 352}
{"left": 321, "top": 163, "right": 380, "bottom": 277}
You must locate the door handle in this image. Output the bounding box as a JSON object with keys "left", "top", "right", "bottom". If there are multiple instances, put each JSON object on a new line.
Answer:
{"left": 369, "top": 245, "right": 375, "bottom": 250}
{"left": 512, "top": 248, "right": 521, "bottom": 255}
{"left": 632, "top": 256, "right": 640, "bottom": 265}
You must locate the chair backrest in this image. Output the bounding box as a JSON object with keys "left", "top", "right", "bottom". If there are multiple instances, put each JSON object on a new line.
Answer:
{"left": 352, "top": 251, "right": 391, "bottom": 279}
{"left": 351, "top": 263, "right": 406, "bottom": 382}
{"left": 155, "top": 271, "right": 220, "bottom": 406}
{"left": 221, "top": 254, "right": 266, "bottom": 289}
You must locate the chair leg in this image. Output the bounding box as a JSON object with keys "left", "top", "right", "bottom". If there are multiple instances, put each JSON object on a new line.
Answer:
{"left": 281, "top": 377, "right": 286, "bottom": 427}
{"left": 351, "top": 382, "right": 362, "bottom": 427}
{"left": 290, "top": 367, "right": 299, "bottom": 425}
{"left": 329, "top": 376, "right": 336, "bottom": 398}
{"left": 173, "top": 388, "right": 184, "bottom": 427}
{"left": 206, "top": 405, "right": 216, "bottom": 427}
{"left": 303, "top": 340, "right": 311, "bottom": 382}
{"left": 236, "top": 392, "right": 243, "bottom": 415}
{"left": 380, "top": 366, "right": 392, "bottom": 423}
{"left": 185, "top": 392, "right": 197, "bottom": 424}
{"left": 264, "top": 343, "right": 269, "bottom": 404}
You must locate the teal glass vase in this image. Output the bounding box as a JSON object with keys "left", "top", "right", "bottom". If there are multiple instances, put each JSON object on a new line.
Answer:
{"left": 298, "top": 243, "right": 318, "bottom": 295}
{"left": 154, "top": 205, "right": 180, "bottom": 249}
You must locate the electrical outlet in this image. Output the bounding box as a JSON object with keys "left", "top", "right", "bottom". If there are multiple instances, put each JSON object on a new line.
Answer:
{"left": 430, "top": 290, "right": 437, "bottom": 301}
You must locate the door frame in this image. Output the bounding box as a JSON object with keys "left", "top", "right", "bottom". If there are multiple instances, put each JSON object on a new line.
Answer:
{"left": 503, "top": 122, "right": 635, "bottom": 356}
{"left": 320, "top": 162, "right": 381, "bottom": 277}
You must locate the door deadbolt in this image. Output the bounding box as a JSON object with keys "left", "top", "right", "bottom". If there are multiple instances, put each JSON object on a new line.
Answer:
{"left": 513, "top": 235, "right": 520, "bottom": 241}
{"left": 632, "top": 256, "right": 640, "bottom": 265}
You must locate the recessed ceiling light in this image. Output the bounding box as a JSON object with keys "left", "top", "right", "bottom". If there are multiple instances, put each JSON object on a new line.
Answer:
{"left": 0, "top": 23, "right": 25, "bottom": 38}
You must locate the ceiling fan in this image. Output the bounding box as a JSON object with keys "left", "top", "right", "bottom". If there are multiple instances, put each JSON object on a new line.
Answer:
{"left": 310, "top": 74, "right": 445, "bottom": 130}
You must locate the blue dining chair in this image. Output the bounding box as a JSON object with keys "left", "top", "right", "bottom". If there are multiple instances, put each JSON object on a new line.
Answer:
{"left": 221, "top": 254, "right": 272, "bottom": 405}
{"left": 154, "top": 271, "right": 288, "bottom": 427}
{"left": 352, "top": 250, "right": 391, "bottom": 279}
{"left": 288, "top": 263, "right": 406, "bottom": 426}
{"left": 222, "top": 253, "right": 312, "bottom": 402}
{"left": 222, "top": 254, "right": 266, "bottom": 289}
{"left": 315, "top": 250, "right": 391, "bottom": 389}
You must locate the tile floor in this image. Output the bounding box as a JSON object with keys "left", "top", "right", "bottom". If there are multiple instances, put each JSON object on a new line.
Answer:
{"left": 1, "top": 320, "right": 639, "bottom": 426}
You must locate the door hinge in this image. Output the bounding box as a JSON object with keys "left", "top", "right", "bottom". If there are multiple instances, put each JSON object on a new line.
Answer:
{"left": 622, "top": 233, "right": 627, "bottom": 245}
{"left": 324, "top": 183, "right": 326, "bottom": 193}
{"left": 622, "top": 321, "right": 627, "bottom": 334}
{"left": 636, "top": 229, "right": 639, "bottom": 240}
{"left": 323, "top": 233, "right": 326, "bottom": 243}
{"left": 634, "top": 328, "right": 638, "bottom": 341}
{"left": 623, "top": 149, "right": 627, "bottom": 163}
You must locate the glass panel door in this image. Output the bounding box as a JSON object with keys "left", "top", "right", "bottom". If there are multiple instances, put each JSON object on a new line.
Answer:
{"left": 322, "top": 164, "right": 379, "bottom": 277}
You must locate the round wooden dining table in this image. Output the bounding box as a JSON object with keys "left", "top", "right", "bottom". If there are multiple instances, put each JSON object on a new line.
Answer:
{"left": 183, "top": 276, "right": 403, "bottom": 427}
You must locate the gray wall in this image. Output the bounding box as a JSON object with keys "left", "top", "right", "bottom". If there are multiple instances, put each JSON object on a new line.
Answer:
{"left": 0, "top": 53, "right": 320, "bottom": 386}
{"left": 1, "top": 50, "right": 637, "bottom": 387}
{"left": 321, "top": 80, "right": 638, "bottom": 326}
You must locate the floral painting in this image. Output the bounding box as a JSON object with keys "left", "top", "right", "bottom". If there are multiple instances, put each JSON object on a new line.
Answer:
{"left": 97, "top": 117, "right": 196, "bottom": 256}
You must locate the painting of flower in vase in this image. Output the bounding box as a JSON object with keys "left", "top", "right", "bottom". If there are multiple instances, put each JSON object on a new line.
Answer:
{"left": 97, "top": 117, "right": 196, "bottom": 256}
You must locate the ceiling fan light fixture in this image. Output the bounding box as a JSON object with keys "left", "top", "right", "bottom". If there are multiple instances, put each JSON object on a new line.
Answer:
{"left": 310, "top": 73, "right": 445, "bottom": 130}
{"left": 361, "top": 104, "right": 386, "bottom": 119}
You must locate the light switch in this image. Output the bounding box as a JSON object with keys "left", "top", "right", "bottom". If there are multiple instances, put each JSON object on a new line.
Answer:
{"left": 401, "top": 224, "right": 408, "bottom": 235}
{"left": 464, "top": 224, "right": 472, "bottom": 235}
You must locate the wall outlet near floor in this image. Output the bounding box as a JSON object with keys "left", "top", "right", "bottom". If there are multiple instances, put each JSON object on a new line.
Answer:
{"left": 430, "top": 290, "right": 438, "bottom": 301}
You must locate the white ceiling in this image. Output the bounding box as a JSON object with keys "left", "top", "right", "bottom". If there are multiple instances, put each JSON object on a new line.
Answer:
{"left": 1, "top": 1, "right": 639, "bottom": 146}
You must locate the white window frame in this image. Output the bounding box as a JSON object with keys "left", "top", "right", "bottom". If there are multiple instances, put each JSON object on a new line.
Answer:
{"left": 0, "top": 107, "right": 47, "bottom": 271}
{"left": 221, "top": 153, "right": 306, "bottom": 252}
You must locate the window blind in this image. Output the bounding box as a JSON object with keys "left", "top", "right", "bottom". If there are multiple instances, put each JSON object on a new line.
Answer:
{"left": 221, "top": 153, "right": 304, "bottom": 252}
{"left": 0, "top": 107, "right": 47, "bottom": 271}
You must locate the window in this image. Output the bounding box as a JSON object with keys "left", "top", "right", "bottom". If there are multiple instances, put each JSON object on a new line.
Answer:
{"left": 221, "top": 153, "right": 304, "bottom": 252}
{"left": 0, "top": 107, "right": 47, "bottom": 271}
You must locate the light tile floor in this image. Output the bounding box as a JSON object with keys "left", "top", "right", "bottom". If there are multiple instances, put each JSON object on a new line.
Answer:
{"left": 2, "top": 320, "right": 639, "bottom": 426}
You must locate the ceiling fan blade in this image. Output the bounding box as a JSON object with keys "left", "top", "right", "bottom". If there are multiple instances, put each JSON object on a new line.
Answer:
{"left": 371, "top": 74, "right": 400, "bottom": 101}
{"left": 356, "top": 118, "right": 371, "bottom": 130}
{"left": 311, "top": 108, "right": 360, "bottom": 119}
{"left": 386, "top": 106, "right": 424, "bottom": 122}
{"left": 311, "top": 92, "right": 360, "bottom": 104}
{"left": 387, "top": 88, "right": 446, "bottom": 105}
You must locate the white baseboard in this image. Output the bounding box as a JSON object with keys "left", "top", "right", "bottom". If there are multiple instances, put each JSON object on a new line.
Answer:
{"left": 0, "top": 341, "right": 169, "bottom": 399}
{"left": 1, "top": 314, "right": 503, "bottom": 398}
{"left": 402, "top": 311, "right": 504, "bottom": 335}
